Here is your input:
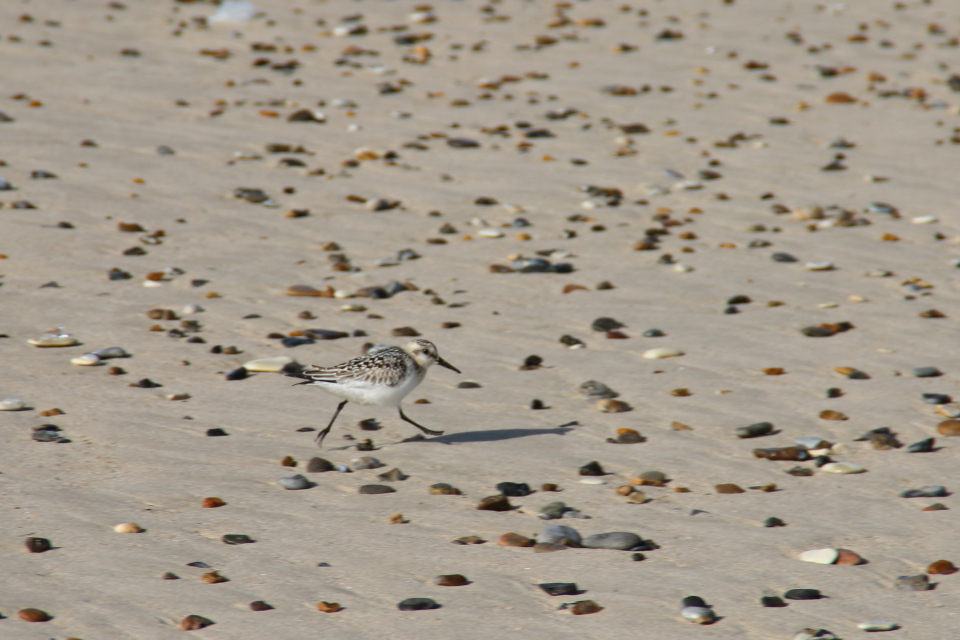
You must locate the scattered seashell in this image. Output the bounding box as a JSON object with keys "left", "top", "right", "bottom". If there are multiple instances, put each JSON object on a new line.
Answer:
{"left": 800, "top": 548, "right": 838, "bottom": 564}
{"left": 0, "top": 398, "right": 26, "bottom": 411}
{"left": 243, "top": 356, "right": 295, "bottom": 372}
{"left": 71, "top": 353, "right": 102, "bottom": 366}
{"left": 642, "top": 347, "right": 684, "bottom": 359}
{"left": 28, "top": 328, "right": 79, "bottom": 348}
{"left": 114, "top": 522, "right": 144, "bottom": 533}
{"left": 820, "top": 462, "right": 866, "bottom": 474}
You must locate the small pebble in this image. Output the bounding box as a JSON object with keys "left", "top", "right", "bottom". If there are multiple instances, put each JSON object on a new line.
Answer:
{"left": 25, "top": 537, "right": 51, "bottom": 553}
{"left": 927, "top": 559, "right": 958, "bottom": 575}
{"left": 178, "top": 615, "right": 215, "bottom": 630}
{"left": 429, "top": 483, "right": 461, "bottom": 495}
{"left": 114, "top": 522, "right": 144, "bottom": 533}
{"left": 591, "top": 317, "right": 624, "bottom": 331}
{"left": 306, "top": 457, "right": 334, "bottom": 472}
{"left": 913, "top": 366, "right": 942, "bottom": 378}
{"left": 716, "top": 483, "right": 745, "bottom": 494}
{"left": 222, "top": 534, "right": 254, "bottom": 545}
{"left": 397, "top": 597, "right": 439, "bottom": 611}
{"left": 895, "top": 574, "right": 930, "bottom": 591}
{"left": 540, "top": 524, "right": 582, "bottom": 546}
{"left": 596, "top": 398, "right": 631, "bottom": 413}
{"left": 570, "top": 600, "right": 602, "bottom": 615}
{"left": 579, "top": 380, "right": 618, "bottom": 399}
{"left": 793, "top": 629, "right": 837, "bottom": 640}
{"left": 784, "top": 588, "right": 822, "bottom": 600}
{"left": 836, "top": 549, "right": 864, "bottom": 565}
{"left": 498, "top": 532, "right": 534, "bottom": 547}
{"left": 28, "top": 328, "right": 79, "bottom": 347}
{"left": 162, "top": 572, "right": 180, "bottom": 580}
{"left": 901, "top": 486, "right": 947, "bottom": 498}
{"left": 857, "top": 621, "right": 899, "bottom": 632}
{"left": 202, "top": 497, "right": 225, "bottom": 508}
{"left": 434, "top": 574, "right": 469, "bottom": 586}
{"left": 820, "top": 462, "right": 865, "bottom": 474}
{"left": 761, "top": 595, "right": 786, "bottom": 607}
{"left": 579, "top": 461, "right": 606, "bottom": 476}
{"left": 937, "top": 420, "right": 960, "bottom": 436}
{"left": 243, "top": 356, "right": 295, "bottom": 372}
{"left": 249, "top": 601, "right": 274, "bottom": 611}
{"left": 18, "top": 608, "right": 51, "bottom": 622}
{"left": 201, "top": 571, "right": 228, "bottom": 584}
{"left": 359, "top": 484, "right": 395, "bottom": 495}
{"left": 351, "top": 456, "right": 384, "bottom": 470}
{"left": 681, "top": 606, "right": 716, "bottom": 624}
{"left": 539, "top": 582, "right": 578, "bottom": 596}
{"left": 582, "top": 532, "right": 643, "bottom": 551}
{"left": 906, "top": 438, "right": 935, "bottom": 453}
{"left": 642, "top": 347, "right": 684, "bottom": 359}
{"left": 497, "top": 482, "right": 531, "bottom": 497}
{"left": 736, "top": 422, "right": 774, "bottom": 438}
{"left": 378, "top": 468, "right": 408, "bottom": 482}
{"left": 477, "top": 495, "right": 513, "bottom": 511}
{"left": 279, "top": 475, "right": 310, "bottom": 490}
{"left": 0, "top": 397, "right": 26, "bottom": 411}
{"left": 764, "top": 517, "right": 786, "bottom": 528}
{"left": 317, "top": 602, "right": 342, "bottom": 613}
{"left": 800, "top": 548, "right": 838, "bottom": 564}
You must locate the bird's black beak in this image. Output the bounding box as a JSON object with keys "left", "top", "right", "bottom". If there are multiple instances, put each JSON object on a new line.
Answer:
{"left": 437, "top": 358, "right": 461, "bottom": 374}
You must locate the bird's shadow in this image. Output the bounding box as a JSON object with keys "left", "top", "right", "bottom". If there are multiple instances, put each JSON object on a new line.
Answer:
{"left": 416, "top": 426, "right": 575, "bottom": 444}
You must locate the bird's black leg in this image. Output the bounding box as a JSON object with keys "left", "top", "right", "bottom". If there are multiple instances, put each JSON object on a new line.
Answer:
{"left": 316, "top": 400, "right": 348, "bottom": 447}
{"left": 398, "top": 405, "right": 444, "bottom": 437}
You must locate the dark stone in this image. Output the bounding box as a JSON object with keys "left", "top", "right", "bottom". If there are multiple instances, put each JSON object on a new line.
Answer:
{"left": 222, "top": 534, "right": 255, "bottom": 545}
{"left": 900, "top": 486, "right": 948, "bottom": 498}
{"left": 559, "top": 334, "right": 585, "bottom": 347}
{"left": 826, "top": 387, "right": 842, "bottom": 398}
{"left": 735, "top": 422, "right": 774, "bottom": 438}
{"left": 108, "top": 268, "right": 133, "bottom": 280}
{"left": 531, "top": 399, "right": 546, "bottom": 410}
{"left": 631, "top": 552, "right": 646, "bottom": 561}
{"left": 496, "top": 482, "right": 532, "bottom": 497}
{"left": 539, "top": 502, "right": 571, "bottom": 519}
{"left": 682, "top": 596, "right": 707, "bottom": 608}
{"left": 521, "top": 355, "right": 543, "bottom": 369}
{"left": 539, "top": 582, "right": 578, "bottom": 596}
{"left": 306, "top": 457, "right": 334, "bottom": 473}
{"left": 771, "top": 252, "right": 798, "bottom": 262}
{"left": 907, "top": 438, "right": 935, "bottom": 453}
{"left": 358, "top": 484, "right": 396, "bottom": 495}
{"left": 760, "top": 595, "right": 786, "bottom": 607}
{"left": 578, "top": 460, "right": 606, "bottom": 476}
{"left": 25, "top": 537, "right": 51, "bottom": 553}
{"left": 249, "top": 601, "right": 274, "bottom": 611}
{"left": 434, "top": 574, "right": 469, "bottom": 586}
{"left": 206, "top": 428, "right": 229, "bottom": 437}
{"left": 723, "top": 306, "right": 740, "bottom": 314}
{"left": 727, "top": 295, "right": 751, "bottom": 305}
{"left": 397, "top": 597, "right": 440, "bottom": 611}
{"left": 282, "top": 337, "right": 315, "bottom": 348}
{"left": 133, "top": 378, "right": 162, "bottom": 388}
{"left": 582, "top": 532, "right": 643, "bottom": 551}
{"left": 642, "top": 328, "right": 665, "bottom": 337}
{"left": 477, "top": 495, "right": 513, "bottom": 511}
{"left": 922, "top": 393, "right": 951, "bottom": 405}
{"left": 32, "top": 427, "right": 62, "bottom": 442}
{"left": 447, "top": 138, "right": 480, "bottom": 148}
{"left": 226, "top": 367, "right": 248, "bottom": 381}
{"left": 801, "top": 326, "right": 835, "bottom": 337}
{"left": 913, "top": 366, "right": 942, "bottom": 378}
{"left": 591, "top": 317, "right": 624, "bottom": 332}
{"left": 304, "top": 329, "right": 350, "bottom": 340}
{"left": 764, "top": 517, "right": 786, "bottom": 528}
{"left": 784, "top": 588, "right": 822, "bottom": 600}
{"left": 457, "top": 381, "right": 482, "bottom": 388}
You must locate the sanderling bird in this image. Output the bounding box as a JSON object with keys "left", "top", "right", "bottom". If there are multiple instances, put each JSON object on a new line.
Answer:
{"left": 289, "top": 339, "right": 460, "bottom": 446}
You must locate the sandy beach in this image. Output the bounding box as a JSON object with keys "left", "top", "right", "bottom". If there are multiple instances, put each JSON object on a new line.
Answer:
{"left": 2, "top": 0, "right": 959, "bottom": 637}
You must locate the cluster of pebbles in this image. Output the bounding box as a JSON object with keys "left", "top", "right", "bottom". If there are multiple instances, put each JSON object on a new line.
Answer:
{"left": 2, "top": 0, "right": 960, "bottom": 637}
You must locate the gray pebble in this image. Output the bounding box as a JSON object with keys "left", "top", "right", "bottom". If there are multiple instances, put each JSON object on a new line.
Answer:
{"left": 896, "top": 574, "right": 930, "bottom": 591}
{"left": 539, "top": 524, "right": 581, "bottom": 545}
{"left": 579, "top": 380, "right": 618, "bottom": 399}
{"left": 900, "top": 485, "right": 947, "bottom": 498}
{"left": 912, "top": 366, "right": 942, "bottom": 378}
{"left": 582, "top": 532, "right": 643, "bottom": 550}
{"left": 539, "top": 501, "right": 571, "bottom": 520}
{"left": 735, "top": 422, "right": 774, "bottom": 438}
{"left": 306, "top": 457, "right": 334, "bottom": 473}
{"left": 351, "top": 456, "right": 384, "bottom": 470}
{"left": 642, "top": 328, "right": 665, "bottom": 337}
{"left": 359, "top": 484, "right": 396, "bottom": 494}
{"left": 278, "top": 474, "right": 310, "bottom": 490}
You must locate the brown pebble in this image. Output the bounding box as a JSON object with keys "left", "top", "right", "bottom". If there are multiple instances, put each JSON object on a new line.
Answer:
{"left": 162, "top": 572, "right": 180, "bottom": 580}
{"left": 596, "top": 398, "right": 632, "bottom": 413}
{"left": 280, "top": 455, "right": 296, "bottom": 467}
{"left": 452, "top": 536, "right": 485, "bottom": 545}
{"left": 919, "top": 309, "right": 946, "bottom": 318}
{"left": 928, "top": 559, "right": 958, "bottom": 575}
{"left": 201, "top": 571, "right": 229, "bottom": 584}
{"left": 202, "top": 497, "right": 225, "bottom": 508}
{"left": 388, "top": 513, "right": 409, "bottom": 524}
{"left": 108, "top": 366, "right": 126, "bottom": 375}
{"left": 836, "top": 549, "right": 864, "bottom": 565}
{"left": 626, "top": 491, "right": 647, "bottom": 504}
{"left": 937, "top": 419, "right": 960, "bottom": 436}
{"left": 762, "top": 367, "right": 785, "bottom": 375}
{"left": 39, "top": 408, "right": 64, "bottom": 416}
{"left": 428, "top": 483, "right": 461, "bottom": 495}
{"left": 819, "top": 409, "right": 848, "bottom": 420}
{"left": 498, "top": 532, "right": 535, "bottom": 547}
{"left": 541, "top": 483, "right": 561, "bottom": 492}
{"left": 477, "top": 495, "right": 513, "bottom": 511}
{"left": 118, "top": 221, "right": 146, "bottom": 232}
{"left": 286, "top": 284, "right": 332, "bottom": 297}
{"left": 392, "top": 326, "right": 421, "bottom": 337}
{"left": 317, "top": 602, "right": 342, "bottom": 613}
{"left": 18, "top": 608, "right": 51, "bottom": 622}
{"left": 434, "top": 574, "right": 469, "bottom": 586}
{"left": 754, "top": 447, "right": 807, "bottom": 461}
{"left": 716, "top": 483, "right": 745, "bottom": 494}
{"left": 923, "top": 503, "right": 949, "bottom": 511}
{"left": 825, "top": 92, "right": 858, "bottom": 104}
{"left": 616, "top": 485, "right": 634, "bottom": 496}
{"left": 249, "top": 601, "right": 274, "bottom": 611}
{"left": 178, "top": 615, "right": 214, "bottom": 630}
{"left": 672, "top": 421, "right": 693, "bottom": 430}
{"left": 670, "top": 388, "right": 691, "bottom": 397}
{"left": 25, "top": 537, "right": 51, "bottom": 553}
{"left": 563, "top": 284, "right": 588, "bottom": 294}
{"left": 571, "top": 600, "right": 602, "bottom": 615}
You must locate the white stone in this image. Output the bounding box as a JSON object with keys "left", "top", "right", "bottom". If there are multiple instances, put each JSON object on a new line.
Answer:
{"left": 806, "top": 261, "right": 835, "bottom": 271}
{"left": 820, "top": 462, "right": 866, "bottom": 474}
{"left": 71, "top": 354, "right": 102, "bottom": 366}
{"left": 857, "top": 621, "right": 898, "bottom": 632}
{"left": 478, "top": 228, "right": 504, "bottom": 238}
{"left": 28, "top": 329, "right": 79, "bottom": 348}
{"left": 673, "top": 263, "right": 694, "bottom": 273}
{"left": 579, "top": 478, "right": 606, "bottom": 485}
{"left": 243, "top": 356, "right": 295, "bottom": 373}
{"left": 142, "top": 280, "right": 162, "bottom": 288}
{"left": 799, "top": 548, "right": 839, "bottom": 564}
{"left": 182, "top": 304, "right": 204, "bottom": 315}
{"left": 0, "top": 398, "right": 25, "bottom": 411}
{"left": 911, "top": 216, "right": 938, "bottom": 224}
{"left": 643, "top": 348, "right": 684, "bottom": 359}
{"left": 340, "top": 304, "right": 366, "bottom": 312}
{"left": 681, "top": 606, "right": 715, "bottom": 624}
{"left": 166, "top": 393, "right": 191, "bottom": 401}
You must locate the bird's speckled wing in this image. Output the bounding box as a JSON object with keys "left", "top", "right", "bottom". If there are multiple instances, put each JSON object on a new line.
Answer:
{"left": 299, "top": 347, "right": 413, "bottom": 387}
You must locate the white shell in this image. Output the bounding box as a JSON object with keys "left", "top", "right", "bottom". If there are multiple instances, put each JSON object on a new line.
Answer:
{"left": 0, "top": 398, "right": 25, "bottom": 411}
{"left": 71, "top": 354, "right": 102, "bottom": 366}
{"left": 243, "top": 356, "right": 295, "bottom": 373}
{"left": 911, "top": 216, "right": 938, "bottom": 224}
{"left": 579, "top": 478, "right": 606, "bottom": 485}
{"left": 857, "top": 621, "right": 898, "bottom": 631}
{"left": 142, "top": 280, "right": 162, "bottom": 288}
{"left": 673, "top": 263, "right": 694, "bottom": 273}
{"left": 806, "top": 261, "right": 835, "bottom": 271}
{"left": 113, "top": 522, "right": 143, "bottom": 533}
{"left": 820, "top": 462, "right": 866, "bottom": 474}
{"left": 28, "top": 329, "right": 79, "bottom": 348}
{"left": 478, "top": 228, "right": 504, "bottom": 238}
{"left": 800, "top": 548, "right": 839, "bottom": 564}
{"left": 166, "top": 393, "right": 191, "bottom": 401}
{"left": 643, "top": 348, "right": 685, "bottom": 359}
{"left": 182, "top": 304, "right": 204, "bottom": 315}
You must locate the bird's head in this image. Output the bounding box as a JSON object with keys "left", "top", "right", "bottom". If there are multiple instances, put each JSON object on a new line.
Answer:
{"left": 403, "top": 339, "right": 460, "bottom": 373}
